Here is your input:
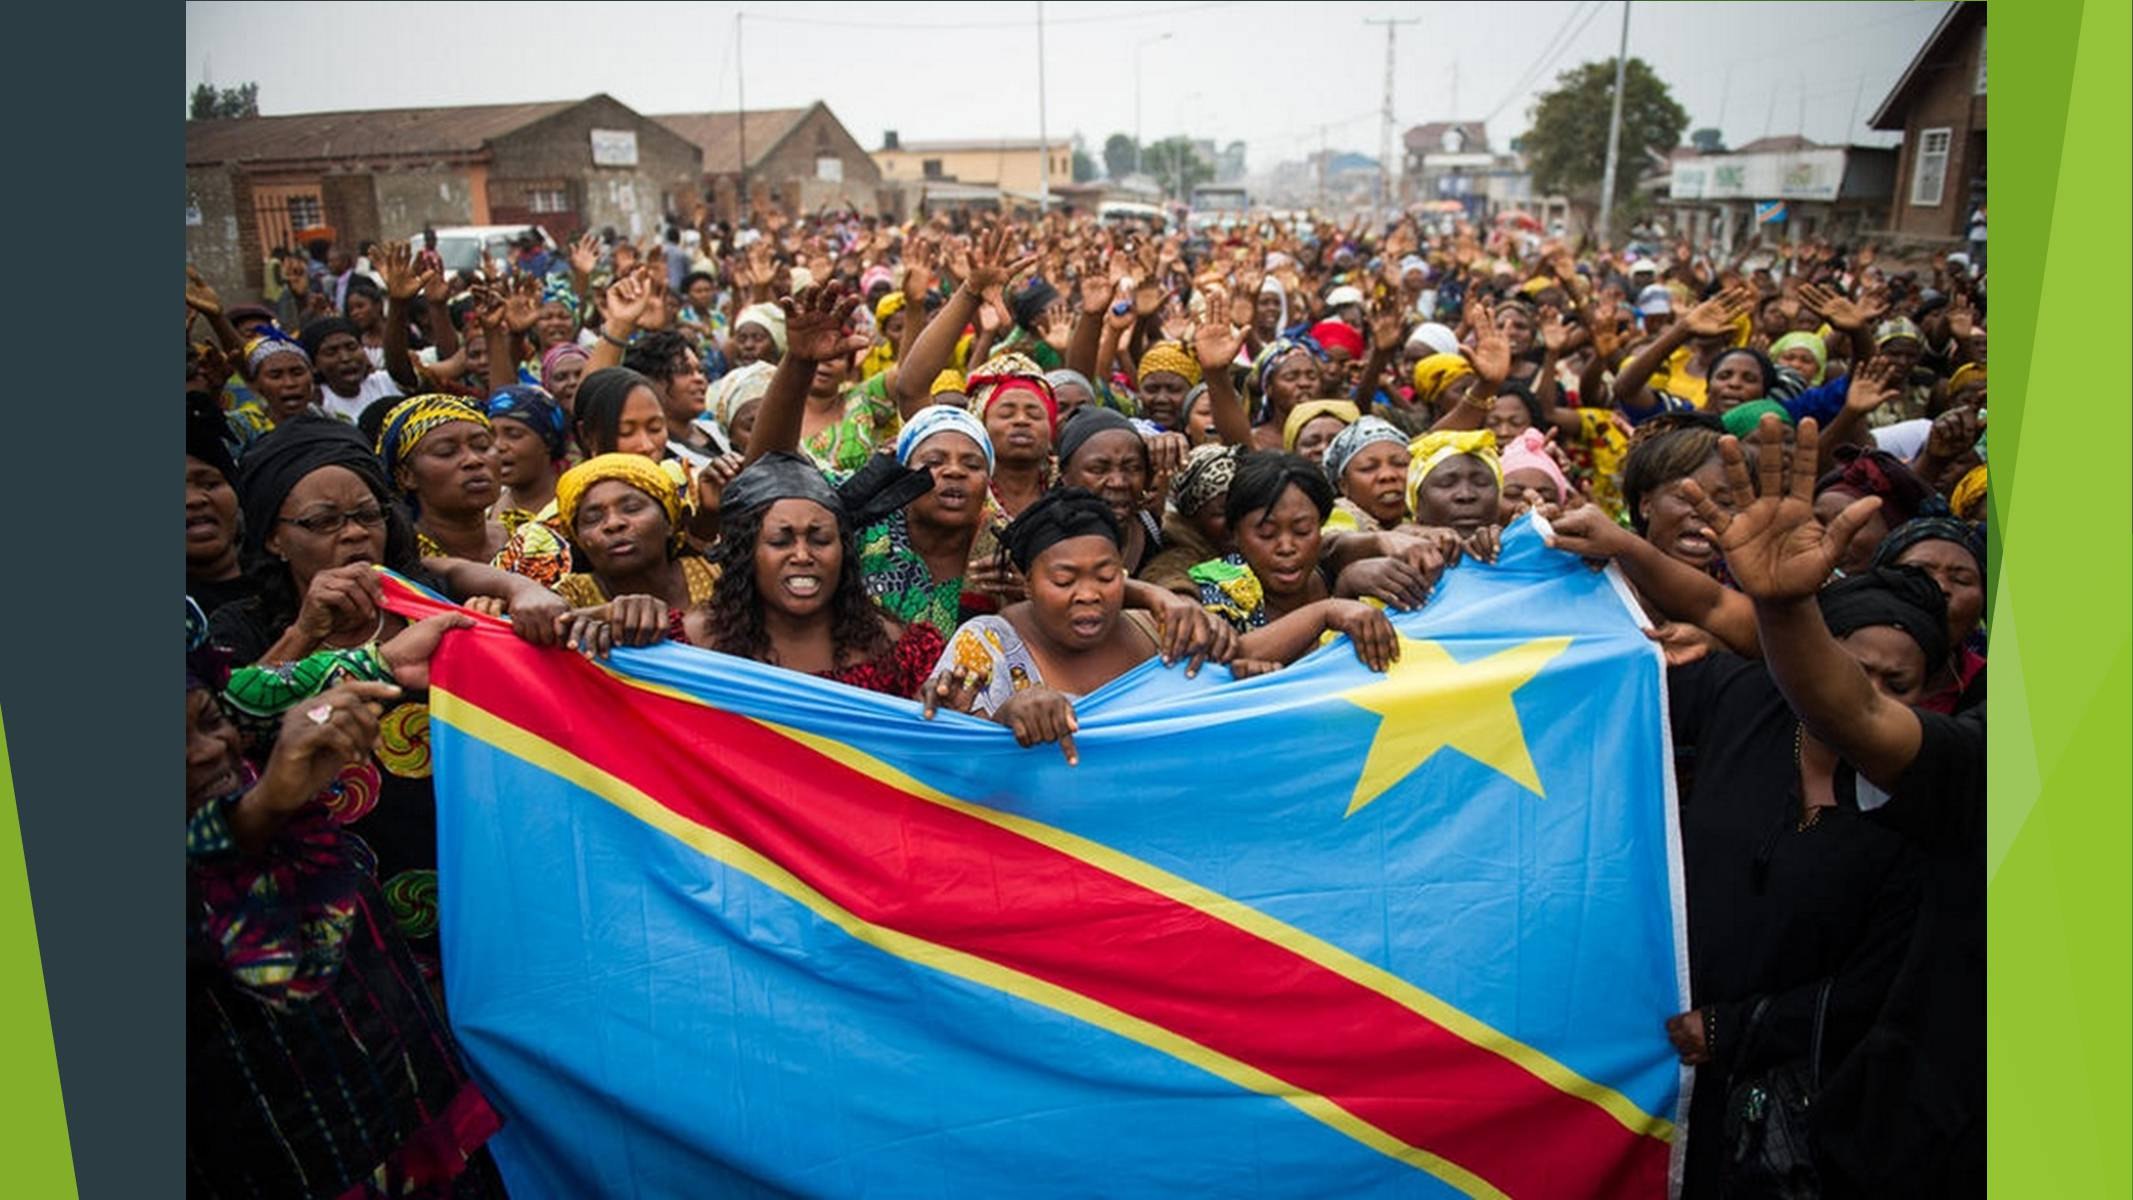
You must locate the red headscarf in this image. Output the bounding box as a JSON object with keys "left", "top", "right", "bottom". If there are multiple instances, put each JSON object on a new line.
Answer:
{"left": 1309, "top": 319, "right": 1366, "bottom": 360}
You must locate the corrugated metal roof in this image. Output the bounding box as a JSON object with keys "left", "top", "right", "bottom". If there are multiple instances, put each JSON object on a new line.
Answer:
{"left": 186, "top": 100, "right": 578, "bottom": 166}
{"left": 650, "top": 107, "right": 813, "bottom": 174}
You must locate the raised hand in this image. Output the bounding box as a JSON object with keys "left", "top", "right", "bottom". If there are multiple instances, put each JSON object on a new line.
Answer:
{"left": 1797, "top": 282, "right": 1873, "bottom": 332}
{"left": 963, "top": 223, "right": 1039, "bottom": 294}
{"left": 1924, "top": 403, "right": 1984, "bottom": 461}
{"left": 1368, "top": 294, "right": 1406, "bottom": 353}
{"left": 1462, "top": 304, "right": 1511, "bottom": 384}
{"left": 569, "top": 232, "right": 601, "bottom": 278}
{"left": 503, "top": 274, "right": 541, "bottom": 332}
{"left": 379, "top": 241, "right": 428, "bottom": 303}
{"left": 1843, "top": 357, "right": 1902, "bottom": 416}
{"left": 1538, "top": 304, "right": 1575, "bottom": 354}
{"left": 1681, "top": 285, "right": 1755, "bottom": 338}
{"left": 778, "top": 282, "right": 868, "bottom": 363}
{"left": 1945, "top": 289, "right": 1976, "bottom": 340}
{"left": 603, "top": 270, "right": 655, "bottom": 331}
{"left": 1193, "top": 299, "right": 1246, "bottom": 370}
{"left": 184, "top": 265, "right": 224, "bottom": 317}
{"left": 1682, "top": 417, "right": 1873, "bottom": 602}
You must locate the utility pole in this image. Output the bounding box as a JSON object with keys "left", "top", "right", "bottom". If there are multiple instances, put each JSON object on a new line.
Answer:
{"left": 1037, "top": 1, "right": 1051, "bottom": 211}
{"left": 735, "top": 11, "right": 748, "bottom": 224}
{"left": 1595, "top": 1, "right": 1632, "bottom": 248}
{"left": 1363, "top": 17, "right": 1420, "bottom": 221}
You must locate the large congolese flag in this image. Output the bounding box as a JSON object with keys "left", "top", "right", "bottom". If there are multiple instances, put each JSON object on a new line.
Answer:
{"left": 381, "top": 518, "right": 1691, "bottom": 1198}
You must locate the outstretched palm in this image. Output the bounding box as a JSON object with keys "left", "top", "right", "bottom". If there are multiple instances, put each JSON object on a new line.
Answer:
{"left": 1681, "top": 417, "right": 1879, "bottom": 602}
{"left": 779, "top": 283, "right": 866, "bottom": 362}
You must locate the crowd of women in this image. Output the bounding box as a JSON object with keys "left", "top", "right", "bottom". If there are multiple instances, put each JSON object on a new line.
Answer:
{"left": 185, "top": 204, "right": 1987, "bottom": 1197}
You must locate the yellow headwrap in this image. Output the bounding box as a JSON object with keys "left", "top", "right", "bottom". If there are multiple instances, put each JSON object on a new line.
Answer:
{"left": 376, "top": 394, "right": 489, "bottom": 477}
{"left": 1411, "top": 353, "right": 1474, "bottom": 407}
{"left": 930, "top": 369, "right": 967, "bottom": 397}
{"left": 1948, "top": 363, "right": 1986, "bottom": 395}
{"left": 1950, "top": 463, "right": 1988, "bottom": 522}
{"left": 1137, "top": 341, "right": 1203, "bottom": 388}
{"left": 1406, "top": 429, "right": 1503, "bottom": 515}
{"left": 1282, "top": 400, "right": 1360, "bottom": 452}
{"left": 556, "top": 453, "right": 688, "bottom": 552}
{"left": 875, "top": 291, "right": 908, "bottom": 323}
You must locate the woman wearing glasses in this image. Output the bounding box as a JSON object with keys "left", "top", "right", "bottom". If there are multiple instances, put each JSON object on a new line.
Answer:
{"left": 204, "top": 414, "right": 567, "bottom": 980}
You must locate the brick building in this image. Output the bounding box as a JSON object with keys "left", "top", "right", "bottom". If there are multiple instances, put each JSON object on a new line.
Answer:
{"left": 652, "top": 102, "right": 883, "bottom": 220}
{"left": 1870, "top": 1, "right": 1986, "bottom": 245}
{"left": 185, "top": 95, "right": 702, "bottom": 301}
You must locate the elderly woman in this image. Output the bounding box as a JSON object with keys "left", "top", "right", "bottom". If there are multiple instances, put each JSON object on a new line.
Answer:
{"left": 236, "top": 331, "right": 320, "bottom": 433}
{"left": 708, "top": 360, "right": 775, "bottom": 457}
{"left": 1045, "top": 367, "right": 1101, "bottom": 418}
{"left": 1283, "top": 399, "right": 1360, "bottom": 465}
{"left": 1407, "top": 429, "right": 1502, "bottom": 542}
{"left": 185, "top": 610, "right": 507, "bottom": 1198}
{"left": 1249, "top": 337, "right": 1328, "bottom": 449}
{"left": 1054, "top": 405, "right": 1168, "bottom": 576}
{"left": 730, "top": 302, "right": 787, "bottom": 368}
{"left": 1143, "top": 444, "right": 1242, "bottom": 596}
{"left": 486, "top": 385, "right": 569, "bottom": 530}
{"left": 206, "top": 417, "right": 565, "bottom": 974}
{"left": 1497, "top": 427, "right": 1578, "bottom": 515}
{"left": 968, "top": 355, "right": 1058, "bottom": 518}
{"left": 1134, "top": 342, "right": 1200, "bottom": 430}
{"left": 376, "top": 395, "right": 509, "bottom": 565}
{"left": 1322, "top": 416, "right": 1412, "bottom": 533}
{"left": 540, "top": 342, "right": 592, "bottom": 416}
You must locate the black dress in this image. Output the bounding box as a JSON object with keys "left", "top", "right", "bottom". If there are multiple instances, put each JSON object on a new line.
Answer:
{"left": 1816, "top": 706, "right": 1986, "bottom": 1198}
{"left": 1667, "top": 655, "right": 1925, "bottom": 1197}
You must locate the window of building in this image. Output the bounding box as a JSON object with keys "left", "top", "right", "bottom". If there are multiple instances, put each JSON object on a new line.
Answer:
{"left": 529, "top": 188, "right": 570, "bottom": 213}
{"left": 1910, "top": 127, "right": 1951, "bottom": 208}
{"left": 285, "top": 193, "right": 323, "bottom": 229}
{"left": 817, "top": 156, "right": 843, "bottom": 183}
{"left": 922, "top": 159, "right": 944, "bottom": 180}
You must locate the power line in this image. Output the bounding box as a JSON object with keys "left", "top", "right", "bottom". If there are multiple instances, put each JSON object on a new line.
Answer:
{"left": 735, "top": 2, "right": 1236, "bottom": 33}
{"left": 1479, "top": 0, "right": 1597, "bottom": 126}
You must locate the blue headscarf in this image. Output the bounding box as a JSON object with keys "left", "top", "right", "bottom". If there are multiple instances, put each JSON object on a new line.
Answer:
{"left": 895, "top": 404, "right": 994, "bottom": 473}
{"left": 485, "top": 385, "right": 570, "bottom": 460}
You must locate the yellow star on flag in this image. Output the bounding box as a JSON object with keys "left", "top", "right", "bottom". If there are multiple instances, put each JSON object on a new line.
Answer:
{"left": 1339, "top": 634, "right": 1574, "bottom": 818}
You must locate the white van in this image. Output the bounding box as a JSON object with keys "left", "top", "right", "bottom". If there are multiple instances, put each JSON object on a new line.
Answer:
{"left": 408, "top": 225, "right": 557, "bottom": 275}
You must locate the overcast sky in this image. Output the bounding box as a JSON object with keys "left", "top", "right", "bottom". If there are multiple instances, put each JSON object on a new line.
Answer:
{"left": 186, "top": 1, "right": 1947, "bottom": 171}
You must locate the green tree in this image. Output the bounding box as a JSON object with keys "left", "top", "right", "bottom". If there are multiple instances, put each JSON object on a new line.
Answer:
{"left": 1521, "top": 58, "right": 1687, "bottom": 236}
{"left": 1072, "top": 148, "right": 1101, "bottom": 183}
{"left": 188, "top": 82, "right": 260, "bottom": 120}
{"left": 1102, "top": 133, "right": 1139, "bottom": 179}
{"left": 1140, "top": 137, "right": 1212, "bottom": 200}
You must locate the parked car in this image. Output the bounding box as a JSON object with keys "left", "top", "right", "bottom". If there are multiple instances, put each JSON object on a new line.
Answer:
{"left": 407, "top": 225, "right": 557, "bottom": 275}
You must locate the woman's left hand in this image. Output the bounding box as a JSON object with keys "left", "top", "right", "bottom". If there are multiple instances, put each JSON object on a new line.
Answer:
{"left": 1665, "top": 1008, "right": 1711, "bottom": 1066}
{"left": 1146, "top": 588, "right": 1235, "bottom": 676}
{"left": 506, "top": 585, "right": 571, "bottom": 648}
{"left": 379, "top": 612, "right": 476, "bottom": 690}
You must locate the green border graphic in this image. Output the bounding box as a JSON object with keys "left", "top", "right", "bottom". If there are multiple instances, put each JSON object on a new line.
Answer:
{"left": 0, "top": 712, "right": 75, "bottom": 1190}
{"left": 1989, "top": 0, "right": 2131, "bottom": 1195}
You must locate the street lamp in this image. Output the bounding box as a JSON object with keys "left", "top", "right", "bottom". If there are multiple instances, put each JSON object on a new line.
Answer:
{"left": 1134, "top": 33, "right": 1172, "bottom": 178}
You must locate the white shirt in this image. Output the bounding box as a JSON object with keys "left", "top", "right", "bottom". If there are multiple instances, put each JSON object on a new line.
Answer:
{"left": 320, "top": 370, "right": 404, "bottom": 423}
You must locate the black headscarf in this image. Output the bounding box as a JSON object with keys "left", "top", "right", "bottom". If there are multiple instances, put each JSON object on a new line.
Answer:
{"left": 721, "top": 452, "right": 845, "bottom": 522}
{"left": 1055, "top": 406, "right": 1146, "bottom": 471}
{"left": 1819, "top": 565, "right": 1950, "bottom": 674}
{"left": 235, "top": 415, "right": 398, "bottom": 555}
{"left": 1224, "top": 450, "right": 1335, "bottom": 527}
{"left": 1002, "top": 488, "right": 1121, "bottom": 572}
{"left": 298, "top": 316, "right": 362, "bottom": 362}
{"left": 185, "top": 391, "right": 237, "bottom": 484}
{"left": 1871, "top": 514, "right": 1985, "bottom": 575}
{"left": 1010, "top": 277, "right": 1061, "bottom": 331}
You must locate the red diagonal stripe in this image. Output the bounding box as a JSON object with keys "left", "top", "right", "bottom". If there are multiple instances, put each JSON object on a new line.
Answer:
{"left": 412, "top": 597, "right": 1669, "bottom": 1198}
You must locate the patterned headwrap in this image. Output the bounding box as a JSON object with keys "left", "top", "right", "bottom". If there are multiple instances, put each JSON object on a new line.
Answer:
{"left": 1282, "top": 399, "right": 1359, "bottom": 453}
{"left": 556, "top": 453, "right": 687, "bottom": 552}
{"left": 1949, "top": 464, "right": 1988, "bottom": 522}
{"left": 1873, "top": 316, "right": 1924, "bottom": 348}
{"left": 539, "top": 342, "right": 591, "bottom": 393}
{"left": 485, "top": 385, "right": 569, "bottom": 461}
{"left": 735, "top": 303, "right": 788, "bottom": 355}
{"left": 1769, "top": 331, "right": 1829, "bottom": 386}
{"left": 1137, "top": 341, "right": 1203, "bottom": 388}
{"left": 1406, "top": 428, "right": 1502, "bottom": 515}
{"left": 1253, "top": 336, "right": 1326, "bottom": 397}
{"left": 243, "top": 330, "right": 311, "bottom": 377}
{"left": 1410, "top": 353, "right": 1474, "bottom": 407}
{"left": 1498, "top": 427, "right": 1573, "bottom": 502}
{"left": 539, "top": 273, "right": 580, "bottom": 322}
{"left": 376, "top": 395, "right": 489, "bottom": 481}
{"left": 1170, "top": 443, "right": 1242, "bottom": 517}
{"left": 1321, "top": 415, "right": 1408, "bottom": 483}
{"left": 967, "top": 353, "right": 1058, "bottom": 431}
{"left": 896, "top": 404, "right": 994, "bottom": 473}
{"left": 710, "top": 360, "right": 775, "bottom": 427}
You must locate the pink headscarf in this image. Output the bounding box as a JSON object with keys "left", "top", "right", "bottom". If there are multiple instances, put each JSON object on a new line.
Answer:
{"left": 540, "top": 342, "right": 590, "bottom": 392}
{"left": 1499, "top": 427, "right": 1573, "bottom": 502}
